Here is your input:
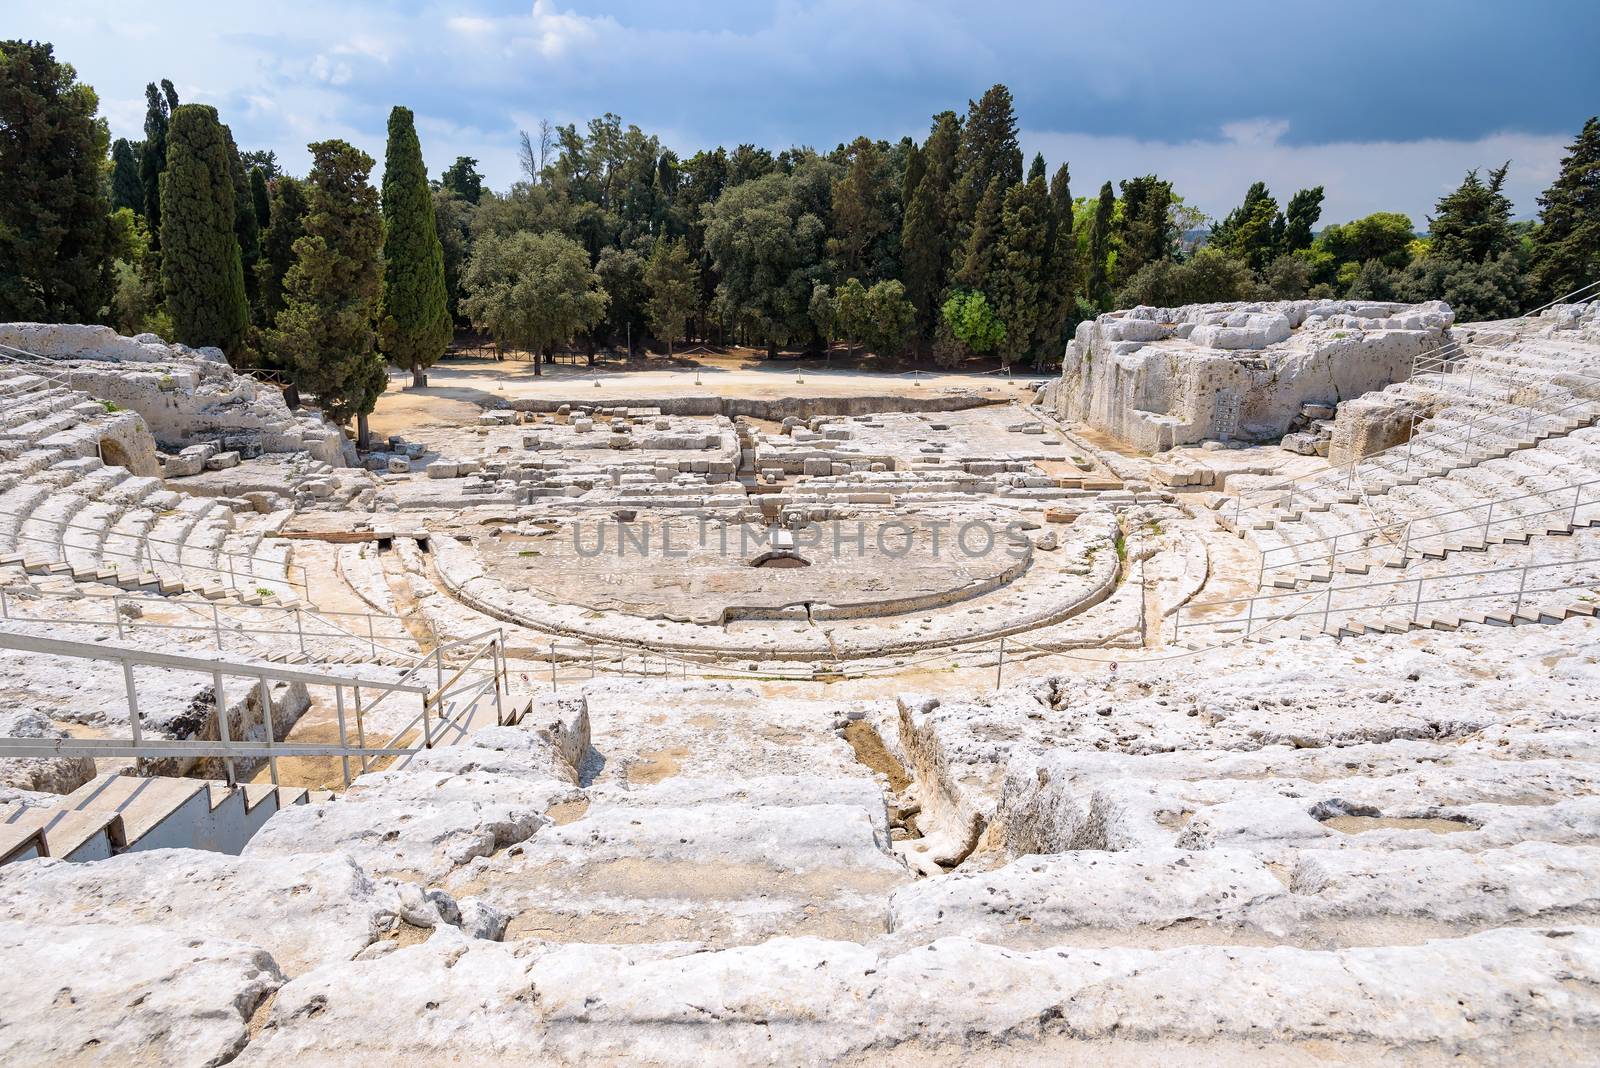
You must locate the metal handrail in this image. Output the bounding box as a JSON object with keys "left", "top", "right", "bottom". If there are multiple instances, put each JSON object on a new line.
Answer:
{"left": 0, "top": 623, "right": 507, "bottom": 789}
{"left": 0, "top": 505, "right": 310, "bottom": 594}
{"left": 1174, "top": 552, "right": 1600, "bottom": 639}
{"left": 1257, "top": 477, "right": 1600, "bottom": 582}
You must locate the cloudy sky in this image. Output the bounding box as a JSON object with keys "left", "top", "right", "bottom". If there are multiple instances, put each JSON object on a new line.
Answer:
{"left": 16, "top": 1, "right": 1599, "bottom": 226}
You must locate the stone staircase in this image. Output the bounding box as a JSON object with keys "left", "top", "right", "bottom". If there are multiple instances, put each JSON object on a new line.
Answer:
{"left": 0, "top": 772, "right": 330, "bottom": 866}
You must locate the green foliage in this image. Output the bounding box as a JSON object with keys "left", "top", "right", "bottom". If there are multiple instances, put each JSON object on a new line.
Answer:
{"left": 1209, "top": 180, "right": 1282, "bottom": 274}
{"left": 378, "top": 106, "right": 452, "bottom": 383}
{"left": 264, "top": 140, "right": 385, "bottom": 430}
{"left": 432, "top": 187, "right": 472, "bottom": 322}
{"left": 160, "top": 104, "right": 249, "bottom": 356}
{"left": 952, "top": 84, "right": 1022, "bottom": 250}
{"left": 111, "top": 138, "right": 143, "bottom": 213}
{"left": 1115, "top": 246, "right": 1258, "bottom": 307}
{"left": 941, "top": 290, "right": 1005, "bottom": 355}
{"left": 1283, "top": 187, "right": 1324, "bottom": 252}
{"left": 990, "top": 175, "right": 1050, "bottom": 365}
{"left": 255, "top": 176, "right": 308, "bottom": 329}
{"left": 1315, "top": 212, "right": 1415, "bottom": 271}
{"left": 241, "top": 150, "right": 279, "bottom": 181}
{"left": 832, "top": 277, "right": 869, "bottom": 353}
{"left": 459, "top": 230, "right": 608, "bottom": 368}
{"left": 1086, "top": 181, "right": 1115, "bottom": 308}
{"left": 223, "top": 125, "right": 260, "bottom": 312}
{"left": 440, "top": 156, "right": 484, "bottom": 204}
{"left": 594, "top": 245, "right": 647, "bottom": 352}
{"left": 859, "top": 279, "right": 915, "bottom": 357}
{"left": 1345, "top": 258, "right": 1398, "bottom": 301}
{"left": 249, "top": 167, "right": 270, "bottom": 232}
{"left": 0, "top": 40, "right": 116, "bottom": 322}
{"left": 1527, "top": 117, "right": 1600, "bottom": 302}
{"left": 703, "top": 158, "right": 835, "bottom": 354}
{"left": 140, "top": 80, "right": 178, "bottom": 248}
{"left": 1396, "top": 250, "right": 1522, "bottom": 322}
{"left": 1114, "top": 175, "right": 1176, "bottom": 279}
{"left": 1261, "top": 252, "right": 1314, "bottom": 299}
{"left": 955, "top": 176, "right": 1005, "bottom": 290}
{"left": 827, "top": 136, "right": 895, "bottom": 283}
{"left": 1429, "top": 164, "right": 1516, "bottom": 264}
{"left": 900, "top": 111, "right": 959, "bottom": 334}
{"left": 644, "top": 237, "right": 698, "bottom": 355}
{"left": 1033, "top": 163, "right": 1079, "bottom": 355}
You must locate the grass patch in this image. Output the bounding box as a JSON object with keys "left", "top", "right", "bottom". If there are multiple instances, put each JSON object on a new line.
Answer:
{"left": 256, "top": 586, "right": 274, "bottom": 598}
{"left": 100, "top": 400, "right": 122, "bottom": 413}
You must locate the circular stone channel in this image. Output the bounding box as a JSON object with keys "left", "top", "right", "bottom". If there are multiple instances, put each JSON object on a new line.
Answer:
{"left": 476, "top": 515, "right": 1029, "bottom": 625}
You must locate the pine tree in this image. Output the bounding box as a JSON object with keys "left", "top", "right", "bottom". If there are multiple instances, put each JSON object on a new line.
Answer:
{"left": 1527, "top": 117, "right": 1600, "bottom": 302}
{"left": 990, "top": 175, "right": 1049, "bottom": 366}
{"left": 378, "top": 106, "right": 452, "bottom": 387}
{"left": 160, "top": 104, "right": 248, "bottom": 357}
{"left": 0, "top": 41, "right": 116, "bottom": 322}
{"left": 1086, "top": 181, "right": 1115, "bottom": 308}
{"left": 140, "top": 79, "right": 177, "bottom": 249}
{"left": 900, "top": 111, "right": 960, "bottom": 335}
{"left": 249, "top": 167, "right": 271, "bottom": 232}
{"left": 1283, "top": 186, "right": 1324, "bottom": 252}
{"left": 1429, "top": 165, "right": 1515, "bottom": 264}
{"left": 110, "top": 138, "right": 144, "bottom": 213}
{"left": 440, "top": 156, "right": 483, "bottom": 204}
{"left": 956, "top": 176, "right": 1004, "bottom": 291}
{"left": 1033, "top": 163, "right": 1078, "bottom": 354}
{"left": 1027, "top": 153, "right": 1046, "bottom": 182}
{"left": 1115, "top": 175, "right": 1176, "bottom": 279}
{"left": 265, "top": 140, "right": 385, "bottom": 444}
{"left": 255, "top": 175, "right": 308, "bottom": 328}
{"left": 644, "top": 236, "right": 698, "bottom": 356}
{"left": 952, "top": 85, "right": 1021, "bottom": 247}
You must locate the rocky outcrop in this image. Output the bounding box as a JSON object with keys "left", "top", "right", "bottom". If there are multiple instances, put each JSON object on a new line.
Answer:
{"left": 0, "top": 710, "right": 96, "bottom": 794}
{"left": 1045, "top": 299, "right": 1453, "bottom": 452}
{"left": 0, "top": 322, "right": 356, "bottom": 467}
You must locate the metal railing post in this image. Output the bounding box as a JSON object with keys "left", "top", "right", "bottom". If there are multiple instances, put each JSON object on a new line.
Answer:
{"left": 994, "top": 635, "right": 1005, "bottom": 690}
{"left": 421, "top": 692, "right": 433, "bottom": 749}
{"left": 1172, "top": 604, "right": 1181, "bottom": 642}
{"left": 1400, "top": 519, "right": 1413, "bottom": 563}
{"left": 354, "top": 685, "right": 369, "bottom": 772}
{"left": 1573, "top": 483, "right": 1584, "bottom": 529}
{"left": 1411, "top": 576, "right": 1425, "bottom": 623}
{"left": 112, "top": 595, "right": 124, "bottom": 639}
{"left": 211, "top": 602, "right": 223, "bottom": 651}
{"left": 1482, "top": 501, "right": 1494, "bottom": 547}
{"left": 334, "top": 684, "right": 351, "bottom": 787}
{"left": 295, "top": 608, "right": 306, "bottom": 655}
{"left": 257, "top": 675, "right": 279, "bottom": 786}
{"left": 1244, "top": 595, "right": 1255, "bottom": 638}
{"left": 213, "top": 669, "right": 235, "bottom": 785}
{"left": 1322, "top": 586, "right": 1333, "bottom": 633}
{"left": 550, "top": 644, "right": 558, "bottom": 691}
{"left": 122, "top": 660, "right": 142, "bottom": 748}
{"left": 1514, "top": 563, "right": 1530, "bottom": 615}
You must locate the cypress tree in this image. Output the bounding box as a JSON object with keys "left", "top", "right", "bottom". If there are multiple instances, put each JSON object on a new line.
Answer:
{"left": 249, "top": 167, "right": 271, "bottom": 232}
{"left": 1086, "top": 181, "right": 1115, "bottom": 309}
{"left": 952, "top": 84, "right": 1022, "bottom": 245}
{"left": 255, "top": 176, "right": 308, "bottom": 328}
{"left": 140, "top": 79, "right": 177, "bottom": 249}
{"left": 223, "top": 126, "right": 261, "bottom": 311}
{"left": 956, "top": 176, "right": 1005, "bottom": 292}
{"left": 111, "top": 138, "right": 144, "bottom": 213}
{"left": 1027, "top": 152, "right": 1046, "bottom": 183}
{"left": 990, "top": 175, "right": 1050, "bottom": 366}
{"left": 1115, "top": 175, "right": 1176, "bottom": 278}
{"left": 266, "top": 140, "right": 385, "bottom": 445}
{"left": 378, "top": 105, "right": 452, "bottom": 387}
{"left": 1527, "top": 117, "right": 1600, "bottom": 302}
{"left": 900, "top": 111, "right": 960, "bottom": 335}
{"left": 0, "top": 40, "right": 116, "bottom": 322}
{"left": 1283, "top": 186, "right": 1325, "bottom": 252}
{"left": 1034, "top": 163, "right": 1078, "bottom": 354}
{"left": 160, "top": 104, "right": 248, "bottom": 357}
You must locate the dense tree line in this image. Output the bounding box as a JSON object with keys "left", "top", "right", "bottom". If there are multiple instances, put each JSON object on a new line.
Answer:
{"left": 2, "top": 38, "right": 1599, "bottom": 440}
